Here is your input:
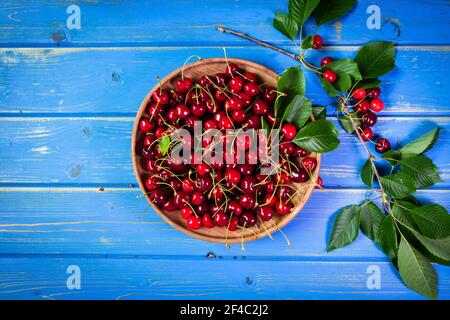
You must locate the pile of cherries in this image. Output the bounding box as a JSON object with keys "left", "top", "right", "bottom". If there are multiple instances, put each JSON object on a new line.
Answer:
{"left": 137, "top": 62, "right": 320, "bottom": 231}
{"left": 320, "top": 55, "right": 391, "bottom": 153}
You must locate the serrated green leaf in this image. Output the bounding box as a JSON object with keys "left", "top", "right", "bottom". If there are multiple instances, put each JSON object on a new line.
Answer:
{"left": 322, "top": 58, "right": 362, "bottom": 81}
{"left": 379, "top": 173, "right": 416, "bottom": 199}
{"left": 292, "top": 120, "right": 340, "bottom": 153}
{"left": 392, "top": 201, "right": 418, "bottom": 230}
{"left": 360, "top": 201, "right": 385, "bottom": 243}
{"left": 337, "top": 115, "right": 354, "bottom": 134}
{"left": 398, "top": 237, "right": 437, "bottom": 300}
{"left": 282, "top": 95, "right": 312, "bottom": 129}
{"left": 399, "top": 155, "right": 442, "bottom": 188}
{"left": 158, "top": 135, "right": 171, "bottom": 155}
{"left": 361, "top": 159, "right": 374, "bottom": 187}
{"left": 275, "top": 67, "right": 306, "bottom": 116}
{"left": 411, "top": 231, "right": 450, "bottom": 263}
{"left": 400, "top": 128, "right": 441, "bottom": 158}
{"left": 379, "top": 215, "right": 398, "bottom": 260}
{"left": 273, "top": 12, "right": 298, "bottom": 40}
{"left": 289, "top": 0, "right": 321, "bottom": 26}
{"left": 319, "top": 78, "right": 338, "bottom": 97}
{"left": 355, "top": 78, "right": 382, "bottom": 89}
{"left": 301, "top": 36, "right": 313, "bottom": 49}
{"left": 327, "top": 205, "right": 361, "bottom": 251}
{"left": 334, "top": 73, "right": 352, "bottom": 93}
{"left": 313, "top": 0, "right": 356, "bottom": 26}
{"left": 382, "top": 149, "right": 401, "bottom": 165}
{"left": 354, "top": 41, "right": 396, "bottom": 79}
{"left": 411, "top": 205, "right": 450, "bottom": 239}
{"left": 312, "top": 106, "right": 327, "bottom": 120}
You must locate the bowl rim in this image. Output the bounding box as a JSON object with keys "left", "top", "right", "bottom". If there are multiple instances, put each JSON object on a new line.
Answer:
{"left": 131, "top": 57, "right": 321, "bottom": 243}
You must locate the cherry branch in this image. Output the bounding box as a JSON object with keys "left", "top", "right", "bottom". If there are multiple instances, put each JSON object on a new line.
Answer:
{"left": 217, "top": 26, "right": 391, "bottom": 208}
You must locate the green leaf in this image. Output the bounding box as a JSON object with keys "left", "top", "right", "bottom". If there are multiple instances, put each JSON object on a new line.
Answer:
{"left": 312, "top": 106, "right": 327, "bottom": 120}
{"left": 361, "top": 159, "right": 374, "bottom": 187}
{"left": 398, "top": 237, "right": 438, "bottom": 300}
{"left": 276, "top": 67, "right": 306, "bottom": 116}
{"left": 313, "top": 0, "right": 356, "bottom": 27}
{"left": 289, "top": 0, "right": 321, "bottom": 26}
{"left": 411, "top": 205, "right": 450, "bottom": 239}
{"left": 382, "top": 149, "right": 401, "bottom": 165}
{"left": 354, "top": 41, "right": 396, "bottom": 79}
{"left": 399, "top": 155, "right": 442, "bottom": 188}
{"left": 392, "top": 201, "right": 418, "bottom": 230}
{"left": 327, "top": 205, "right": 361, "bottom": 251}
{"left": 400, "top": 128, "right": 441, "bottom": 158}
{"left": 360, "top": 201, "right": 385, "bottom": 243}
{"left": 379, "top": 173, "right": 416, "bottom": 199}
{"left": 158, "top": 135, "right": 170, "bottom": 155}
{"left": 355, "top": 78, "right": 382, "bottom": 90}
{"left": 379, "top": 215, "right": 398, "bottom": 260}
{"left": 273, "top": 12, "right": 298, "bottom": 40}
{"left": 322, "top": 58, "right": 362, "bottom": 81}
{"left": 282, "top": 95, "right": 312, "bottom": 129}
{"left": 333, "top": 73, "right": 352, "bottom": 93}
{"left": 337, "top": 115, "right": 354, "bottom": 134}
{"left": 301, "top": 36, "right": 313, "bottom": 49}
{"left": 292, "top": 119, "right": 340, "bottom": 153}
{"left": 412, "top": 232, "right": 450, "bottom": 263}
{"left": 319, "top": 78, "right": 338, "bottom": 97}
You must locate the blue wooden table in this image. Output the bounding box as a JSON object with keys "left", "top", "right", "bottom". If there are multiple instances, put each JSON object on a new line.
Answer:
{"left": 0, "top": 0, "right": 449, "bottom": 300}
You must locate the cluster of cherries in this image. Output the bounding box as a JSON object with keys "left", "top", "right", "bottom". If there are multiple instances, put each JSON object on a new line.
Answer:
{"left": 319, "top": 54, "right": 391, "bottom": 153}
{"left": 137, "top": 62, "right": 320, "bottom": 231}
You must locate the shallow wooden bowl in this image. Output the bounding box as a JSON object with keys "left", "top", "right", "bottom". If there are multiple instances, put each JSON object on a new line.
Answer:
{"left": 132, "top": 58, "right": 321, "bottom": 243}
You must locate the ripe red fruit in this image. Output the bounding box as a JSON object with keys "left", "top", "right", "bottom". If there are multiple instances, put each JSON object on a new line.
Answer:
{"left": 139, "top": 118, "right": 152, "bottom": 133}
{"left": 149, "top": 189, "right": 167, "bottom": 206}
{"left": 187, "top": 216, "right": 202, "bottom": 230}
{"left": 239, "top": 193, "right": 255, "bottom": 210}
{"left": 225, "top": 168, "right": 241, "bottom": 184}
{"left": 191, "top": 191, "right": 205, "bottom": 206}
{"left": 354, "top": 99, "right": 370, "bottom": 113}
{"left": 225, "top": 63, "right": 240, "bottom": 76}
{"left": 359, "top": 127, "right": 374, "bottom": 141}
{"left": 196, "top": 162, "right": 211, "bottom": 176}
{"left": 175, "top": 77, "right": 193, "bottom": 93}
{"left": 215, "top": 89, "right": 228, "bottom": 102}
{"left": 214, "top": 211, "right": 229, "bottom": 227}
{"left": 291, "top": 168, "right": 309, "bottom": 183}
{"left": 257, "top": 206, "right": 275, "bottom": 221}
{"left": 229, "top": 76, "right": 244, "bottom": 92}
{"left": 175, "top": 103, "right": 191, "bottom": 119}
{"left": 152, "top": 90, "right": 170, "bottom": 105}
{"left": 143, "top": 134, "right": 156, "bottom": 147}
{"left": 182, "top": 178, "right": 195, "bottom": 192}
{"left": 202, "top": 214, "right": 215, "bottom": 228}
{"left": 320, "top": 56, "right": 333, "bottom": 66}
{"left": 243, "top": 72, "right": 257, "bottom": 83}
{"left": 263, "top": 86, "right": 277, "bottom": 102}
{"left": 323, "top": 69, "right": 337, "bottom": 83}
{"left": 239, "top": 212, "right": 257, "bottom": 227}
{"left": 281, "top": 123, "right": 297, "bottom": 140}
{"left": 366, "top": 87, "right": 381, "bottom": 99}
{"left": 228, "top": 216, "right": 239, "bottom": 231}
{"left": 375, "top": 138, "right": 391, "bottom": 153}
{"left": 145, "top": 176, "right": 159, "bottom": 191}
{"left": 180, "top": 206, "right": 194, "bottom": 219}
{"left": 361, "top": 110, "right": 378, "bottom": 127}
{"left": 302, "top": 157, "right": 317, "bottom": 172}
{"left": 225, "top": 97, "right": 244, "bottom": 111}
{"left": 227, "top": 200, "right": 243, "bottom": 216}
{"left": 240, "top": 176, "right": 257, "bottom": 194}
{"left": 191, "top": 102, "right": 206, "bottom": 117}
{"left": 276, "top": 202, "right": 293, "bottom": 215}
{"left": 243, "top": 82, "right": 260, "bottom": 96}
{"left": 253, "top": 99, "right": 269, "bottom": 115}
{"left": 370, "top": 99, "right": 384, "bottom": 112}
{"left": 232, "top": 109, "right": 246, "bottom": 123}
{"left": 315, "top": 176, "right": 323, "bottom": 189}
{"left": 312, "top": 35, "right": 323, "bottom": 49}
{"left": 352, "top": 88, "right": 366, "bottom": 100}
{"left": 238, "top": 92, "right": 252, "bottom": 106}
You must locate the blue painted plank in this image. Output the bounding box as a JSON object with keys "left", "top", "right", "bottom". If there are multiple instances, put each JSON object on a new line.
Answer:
{"left": 0, "top": 0, "right": 448, "bottom": 46}
{"left": 1, "top": 47, "right": 449, "bottom": 114}
{"left": 0, "top": 257, "right": 448, "bottom": 300}
{"left": 0, "top": 188, "right": 448, "bottom": 258}
{"left": 0, "top": 118, "right": 448, "bottom": 187}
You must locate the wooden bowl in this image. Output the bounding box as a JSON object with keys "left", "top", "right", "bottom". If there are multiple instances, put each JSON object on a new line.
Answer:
{"left": 132, "top": 58, "right": 321, "bottom": 243}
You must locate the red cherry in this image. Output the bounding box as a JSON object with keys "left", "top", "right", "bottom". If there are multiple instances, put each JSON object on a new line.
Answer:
{"left": 214, "top": 212, "right": 229, "bottom": 227}
{"left": 215, "top": 89, "right": 228, "bottom": 102}
{"left": 139, "top": 118, "right": 153, "bottom": 133}
{"left": 239, "top": 193, "right": 255, "bottom": 210}
{"left": 152, "top": 90, "right": 170, "bottom": 105}
{"left": 187, "top": 216, "right": 202, "bottom": 230}
{"left": 225, "top": 63, "right": 240, "bottom": 77}
{"left": 281, "top": 123, "right": 297, "bottom": 140}
{"left": 243, "top": 72, "right": 257, "bottom": 83}
{"left": 225, "top": 168, "right": 241, "bottom": 184}
{"left": 229, "top": 76, "right": 244, "bottom": 92}
{"left": 239, "top": 212, "right": 257, "bottom": 227}
{"left": 225, "top": 97, "right": 244, "bottom": 111}
{"left": 352, "top": 88, "right": 366, "bottom": 100}
{"left": 227, "top": 200, "right": 243, "bottom": 216}
{"left": 182, "top": 178, "right": 195, "bottom": 192}
{"left": 174, "top": 191, "right": 190, "bottom": 208}
{"left": 175, "top": 77, "right": 193, "bottom": 93}
{"left": 195, "top": 175, "right": 212, "bottom": 192}
{"left": 203, "top": 119, "right": 217, "bottom": 131}
{"left": 257, "top": 205, "right": 275, "bottom": 221}
{"left": 263, "top": 194, "right": 277, "bottom": 207}
{"left": 232, "top": 109, "right": 246, "bottom": 123}
{"left": 145, "top": 176, "right": 159, "bottom": 191}
{"left": 246, "top": 115, "right": 261, "bottom": 129}
{"left": 275, "top": 202, "right": 293, "bottom": 215}
{"left": 291, "top": 168, "right": 310, "bottom": 183}
{"left": 214, "top": 73, "right": 228, "bottom": 87}
{"left": 143, "top": 134, "right": 156, "bottom": 147}
{"left": 263, "top": 87, "right": 277, "bottom": 102}
{"left": 228, "top": 216, "right": 239, "bottom": 231}
{"left": 292, "top": 146, "right": 309, "bottom": 158}
{"left": 202, "top": 214, "right": 215, "bottom": 228}
{"left": 370, "top": 99, "right": 384, "bottom": 112}
{"left": 375, "top": 138, "right": 391, "bottom": 153}
{"left": 361, "top": 110, "right": 377, "bottom": 127}
{"left": 196, "top": 162, "right": 211, "bottom": 176}
{"left": 240, "top": 176, "right": 257, "bottom": 194}
{"left": 354, "top": 99, "right": 370, "bottom": 113}
{"left": 180, "top": 206, "right": 194, "bottom": 219}
{"left": 243, "top": 82, "right": 260, "bottom": 96}
{"left": 253, "top": 99, "right": 269, "bottom": 115}
{"left": 191, "top": 102, "right": 206, "bottom": 117}
{"left": 323, "top": 69, "right": 337, "bottom": 83}
{"left": 149, "top": 189, "right": 167, "bottom": 206}
{"left": 312, "top": 35, "right": 323, "bottom": 49}
{"left": 238, "top": 92, "right": 252, "bottom": 106}
{"left": 163, "top": 199, "right": 177, "bottom": 211}
{"left": 315, "top": 176, "right": 323, "bottom": 189}
{"left": 191, "top": 191, "right": 205, "bottom": 206}
{"left": 302, "top": 157, "right": 317, "bottom": 172}
{"left": 320, "top": 56, "right": 333, "bottom": 66}
{"left": 175, "top": 103, "right": 191, "bottom": 119}
{"left": 366, "top": 87, "right": 381, "bottom": 99}
{"left": 359, "top": 127, "right": 374, "bottom": 141}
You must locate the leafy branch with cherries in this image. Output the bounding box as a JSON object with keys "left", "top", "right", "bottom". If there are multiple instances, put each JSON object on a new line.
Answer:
{"left": 218, "top": 0, "right": 449, "bottom": 299}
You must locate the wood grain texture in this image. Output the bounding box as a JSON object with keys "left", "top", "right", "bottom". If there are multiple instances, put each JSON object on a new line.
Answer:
{"left": 1, "top": 47, "right": 449, "bottom": 114}
{"left": 0, "top": 117, "right": 448, "bottom": 187}
{"left": 0, "top": 0, "right": 448, "bottom": 46}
